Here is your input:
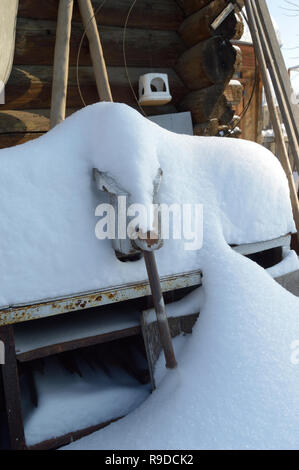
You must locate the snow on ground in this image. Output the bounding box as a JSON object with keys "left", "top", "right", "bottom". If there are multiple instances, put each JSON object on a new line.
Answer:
{"left": 267, "top": 249, "right": 299, "bottom": 278}
{"left": 22, "top": 356, "right": 150, "bottom": 447}
{"left": 65, "top": 223, "right": 299, "bottom": 450}
{"left": 0, "top": 103, "right": 295, "bottom": 307}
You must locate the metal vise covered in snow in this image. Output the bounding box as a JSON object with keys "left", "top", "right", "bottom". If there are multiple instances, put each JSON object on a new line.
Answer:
{"left": 93, "top": 167, "right": 177, "bottom": 369}
{"left": 93, "top": 167, "right": 163, "bottom": 259}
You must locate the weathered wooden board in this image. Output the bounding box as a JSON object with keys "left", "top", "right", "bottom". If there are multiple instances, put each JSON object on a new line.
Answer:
{"left": 4, "top": 65, "right": 187, "bottom": 110}
{"left": 18, "top": 0, "right": 184, "bottom": 30}
{"left": 14, "top": 18, "right": 186, "bottom": 67}
{"left": 0, "top": 0, "right": 19, "bottom": 84}
{"left": 0, "top": 325, "right": 26, "bottom": 450}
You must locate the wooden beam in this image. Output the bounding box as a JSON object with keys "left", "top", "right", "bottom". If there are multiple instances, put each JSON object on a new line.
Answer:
{"left": 77, "top": 0, "right": 112, "bottom": 102}
{"left": 179, "top": 0, "right": 240, "bottom": 47}
{"left": 50, "top": 0, "right": 74, "bottom": 128}
{"left": 177, "top": 0, "right": 218, "bottom": 17}
{"left": 27, "top": 416, "right": 123, "bottom": 450}
{"left": 5, "top": 65, "right": 187, "bottom": 110}
{"left": 0, "top": 326, "right": 26, "bottom": 450}
{"left": 252, "top": 0, "right": 299, "bottom": 175}
{"left": 178, "top": 84, "right": 228, "bottom": 123}
{"left": 18, "top": 0, "right": 183, "bottom": 30}
{"left": 0, "top": 132, "right": 43, "bottom": 149}
{"left": 193, "top": 118, "right": 219, "bottom": 136}
{"left": 255, "top": 0, "right": 299, "bottom": 145}
{"left": 14, "top": 18, "right": 186, "bottom": 68}
{"left": 16, "top": 326, "right": 141, "bottom": 362}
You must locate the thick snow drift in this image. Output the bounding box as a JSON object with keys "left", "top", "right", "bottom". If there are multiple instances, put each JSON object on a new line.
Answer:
{"left": 0, "top": 103, "right": 295, "bottom": 307}
{"left": 65, "top": 224, "right": 299, "bottom": 450}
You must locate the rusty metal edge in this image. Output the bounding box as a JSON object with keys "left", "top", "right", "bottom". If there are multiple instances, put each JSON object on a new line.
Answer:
{"left": 0, "top": 270, "right": 203, "bottom": 326}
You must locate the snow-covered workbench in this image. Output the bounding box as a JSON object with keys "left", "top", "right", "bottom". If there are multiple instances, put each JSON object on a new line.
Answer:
{"left": 0, "top": 233, "right": 292, "bottom": 450}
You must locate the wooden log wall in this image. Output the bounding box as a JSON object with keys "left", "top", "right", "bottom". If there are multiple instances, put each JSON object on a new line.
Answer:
{"left": 176, "top": 0, "right": 244, "bottom": 136}
{"left": 0, "top": 0, "right": 187, "bottom": 148}
{"left": 0, "top": 0, "right": 244, "bottom": 148}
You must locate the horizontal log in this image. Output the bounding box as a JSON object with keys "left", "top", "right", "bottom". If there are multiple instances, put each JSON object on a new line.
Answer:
{"left": 14, "top": 18, "right": 186, "bottom": 67}
{"left": 0, "top": 105, "right": 178, "bottom": 149}
{"left": 0, "top": 109, "right": 50, "bottom": 133}
{"left": 18, "top": 0, "right": 184, "bottom": 30}
{"left": 4, "top": 66, "right": 187, "bottom": 110}
{"left": 0, "top": 132, "right": 43, "bottom": 149}
{"left": 176, "top": 36, "right": 236, "bottom": 90}
{"left": 176, "top": 0, "right": 219, "bottom": 16}
{"left": 178, "top": 85, "right": 228, "bottom": 123}
{"left": 193, "top": 118, "right": 219, "bottom": 136}
{"left": 179, "top": 0, "right": 239, "bottom": 46}
{"left": 224, "top": 79, "right": 243, "bottom": 106}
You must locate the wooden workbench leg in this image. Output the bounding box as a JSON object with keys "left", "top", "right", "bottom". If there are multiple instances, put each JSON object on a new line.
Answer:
{"left": 0, "top": 325, "right": 26, "bottom": 450}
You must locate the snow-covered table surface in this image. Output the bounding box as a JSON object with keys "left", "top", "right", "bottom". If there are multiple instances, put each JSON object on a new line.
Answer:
{"left": 0, "top": 103, "right": 294, "bottom": 309}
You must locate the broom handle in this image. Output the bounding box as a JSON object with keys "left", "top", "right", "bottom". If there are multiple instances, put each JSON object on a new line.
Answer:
{"left": 77, "top": 0, "right": 113, "bottom": 102}
{"left": 50, "top": 0, "right": 74, "bottom": 128}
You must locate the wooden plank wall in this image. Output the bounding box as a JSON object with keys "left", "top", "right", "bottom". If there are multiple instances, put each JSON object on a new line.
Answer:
{"left": 0, "top": 0, "right": 188, "bottom": 148}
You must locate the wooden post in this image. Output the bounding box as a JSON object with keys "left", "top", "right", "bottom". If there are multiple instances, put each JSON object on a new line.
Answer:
{"left": 255, "top": 0, "right": 299, "bottom": 145}
{"left": 50, "top": 0, "right": 74, "bottom": 128}
{"left": 244, "top": 0, "right": 299, "bottom": 242}
{"left": 252, "top": 0, "right": 299, "bottom": 175}
{"left": 0, "top": 326, "right": 26, "bottom": 450}
{"left": 78, "top": 0, "right": 113, "bottom": 102}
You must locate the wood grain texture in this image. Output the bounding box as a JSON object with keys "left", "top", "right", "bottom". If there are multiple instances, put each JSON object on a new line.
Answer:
{"left": 18, "top": 0, "right": 184, "bottom": 30}
{"left": 4, "top": 65, "right": 187, "bottom": 110}
{"left": 0, "top": 104, "right": 178, "bottom": 148}
{"left": 176, "top": 0, "right": 216, "bottom": 16}
{"left": 0, "top": 326, "right": 26, "bottom": 450}
{"left": 179, "top": 85, "right": 233, "bottom": 124}
{"left": 14, "top": 18, "right": 186, "bottom": 67}
{"left": 176, "top": 36, "right": 236, "bottom": 90}
{"left": 224, "top": 79, "right": 243, "bottom": 106}
{"left": 179, "top": 0, "right": 238, "bottom": 46}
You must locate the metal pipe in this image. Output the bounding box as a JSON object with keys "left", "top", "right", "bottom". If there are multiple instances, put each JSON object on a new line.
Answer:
{"left": 143, "top": 250, "right": 177, "bottom": 369}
